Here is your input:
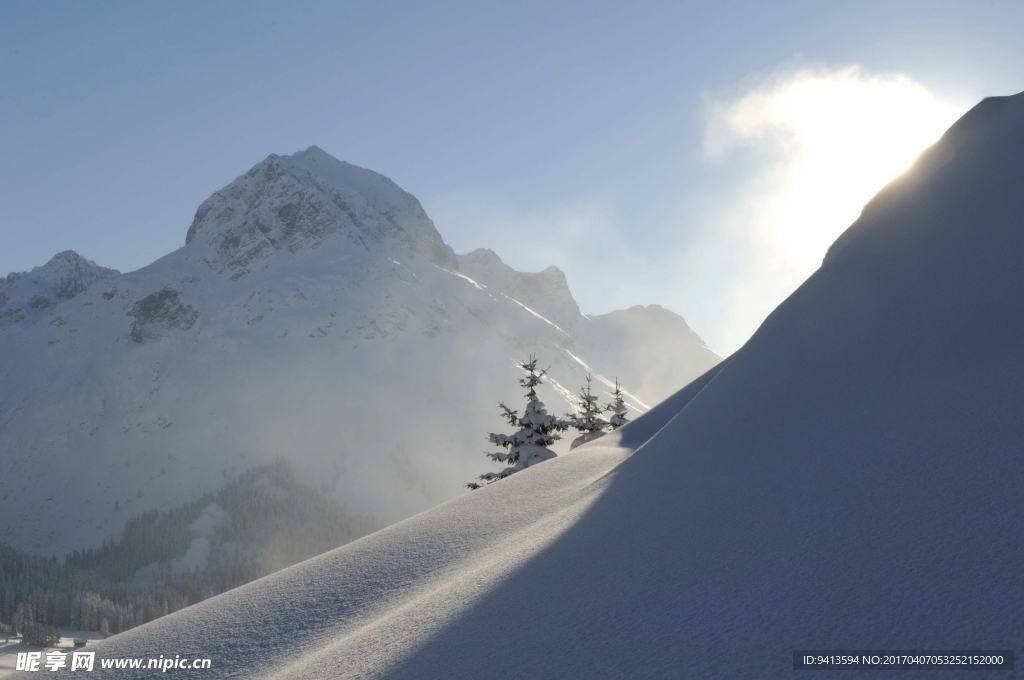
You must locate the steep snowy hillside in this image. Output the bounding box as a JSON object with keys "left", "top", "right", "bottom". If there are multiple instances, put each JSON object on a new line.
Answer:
{"left": 0, "top": 147, "right": 718, "bottom": 558}
{"left": 76, "top": 92, "right": 1024, "bottom": 678}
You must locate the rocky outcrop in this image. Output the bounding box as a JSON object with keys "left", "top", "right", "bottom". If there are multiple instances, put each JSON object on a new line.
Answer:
{"left": 127, "top": 288, "right": 199, "bottom": 343}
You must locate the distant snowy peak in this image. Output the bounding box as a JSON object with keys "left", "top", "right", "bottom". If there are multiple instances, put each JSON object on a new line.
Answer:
{"left": 457, "top": 248, "right": 581, "bottom": 330}
{"left": 184, "top": 146, "right": 458, "bottom": 277}
{"left": 0, "top": 250, "right": 118, "bottom": 326}
{"left": 574, "top": 303, "right": 720, "bottom": 404}
{"left": 588, "top": 304, "right": 709, "bottom": 349}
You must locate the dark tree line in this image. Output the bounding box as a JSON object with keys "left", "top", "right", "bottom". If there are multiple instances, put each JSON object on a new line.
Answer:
{"left": 0, "top": 544, "right": 184, "bottom": 638}
{"left": 0, "top": 460, "right": 378, "bottom": 638}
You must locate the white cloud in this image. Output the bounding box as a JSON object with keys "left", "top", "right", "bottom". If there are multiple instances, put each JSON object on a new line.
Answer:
{"left": 696, "top": 65, "right": 964, "bottom": 354}
{"left": 422, "top": 65, "right": 966, "bottom": 358}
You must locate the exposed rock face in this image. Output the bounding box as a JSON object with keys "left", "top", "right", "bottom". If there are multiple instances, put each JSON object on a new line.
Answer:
{"left": 128, "top": 288, "right": 199, "bottom": 343}
{"left": 0, "top": 250, "right": 118, "bottom": 327}
{"left": 185, "top": 146, "right": 458, "bottom": 277}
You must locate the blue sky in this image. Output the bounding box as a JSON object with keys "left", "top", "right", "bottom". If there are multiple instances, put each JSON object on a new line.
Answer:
{"left": 2, "top": 1, "right": 1022, "bottom": 352}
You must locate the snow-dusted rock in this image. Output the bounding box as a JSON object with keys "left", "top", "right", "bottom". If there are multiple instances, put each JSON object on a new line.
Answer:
{"left": 0, "top": 250, "right": 118, "bottom": 326}
{"left": 185, "top": 146, "right": 457, "bottom": 277}
{"left": 127, "top": 288, "right": 199, "bottom": 343}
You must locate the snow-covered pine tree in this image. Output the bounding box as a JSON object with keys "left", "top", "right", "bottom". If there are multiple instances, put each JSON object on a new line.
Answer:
{"left": 13, "top": 603, "right": 32, "bottom": 635}
{"left": 606, "top": 378, "right": 629, "bottom": 429}
{"left": 567, "top": 374, "right": 610, "bottom": 449}
{"left": 468, "top": 356, "right": 569, "bottom": 489}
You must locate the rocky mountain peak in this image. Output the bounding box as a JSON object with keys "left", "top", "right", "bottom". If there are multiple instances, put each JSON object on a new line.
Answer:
{"left": 184, "top": 146, "right": 457, "bottom": 277}
{"left": 0, "top": 250, "right": 119, "bottom": 325}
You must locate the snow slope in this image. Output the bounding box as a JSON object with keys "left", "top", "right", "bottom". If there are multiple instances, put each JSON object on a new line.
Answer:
{"left": 71, "top": 91, "right": 1024, "bottom": 678}
{"left": 0, "top": 147, "right": 718, "bottom": 557}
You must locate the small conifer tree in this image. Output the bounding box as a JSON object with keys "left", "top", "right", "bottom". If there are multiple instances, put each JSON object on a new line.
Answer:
{"left": 13, "top": 603, "right": 33, "bottom": 635}
{"left": 606, "top": 378, "right": 629, "bottom": 429}
{"left": 468, "top": 356, "right": 569, "bottom": 489}
{"left": 566, "top": 374, "right": 610, "bottom": 449}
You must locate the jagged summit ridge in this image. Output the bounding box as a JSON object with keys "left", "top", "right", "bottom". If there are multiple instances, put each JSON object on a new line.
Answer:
{"left": 457, "top": 248, "right": 581, "bottom": 330}
{"left": 0, "top": 250, "right": 118, "bottom": 325}
{"left": 184, "top": 146, "right": 457, "bottom": 276}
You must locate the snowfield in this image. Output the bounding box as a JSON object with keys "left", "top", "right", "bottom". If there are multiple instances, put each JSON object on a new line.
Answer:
{"left": 54, "top": 91, "right": 1024, "bottom": 677}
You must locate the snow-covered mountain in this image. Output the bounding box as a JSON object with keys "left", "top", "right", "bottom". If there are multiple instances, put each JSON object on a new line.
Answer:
{"left": 0, "top": 250, "right": 118, "bottom": 326}
{"left": 74, "top": 92, "right": 1024, "bottom": 678}
{"left": 0, "top": 146, "right": 719, "bottom": 557}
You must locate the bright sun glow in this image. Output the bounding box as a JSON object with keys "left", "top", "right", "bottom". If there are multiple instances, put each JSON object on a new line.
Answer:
{"left": 703, "top": 65, "right": 965, "bottom": 351}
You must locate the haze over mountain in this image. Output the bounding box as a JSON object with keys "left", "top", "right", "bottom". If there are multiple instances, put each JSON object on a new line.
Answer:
{"left": 0, "top": 147, "right": 719, "bottom": 558}
{"left": 69, "top": 92, "right": 1024, "bottom": 678}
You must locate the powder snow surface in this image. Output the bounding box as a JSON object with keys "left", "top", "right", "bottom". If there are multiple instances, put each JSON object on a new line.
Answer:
{"left": 60, "top": 93, "right": 1024, "bottom": 677}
